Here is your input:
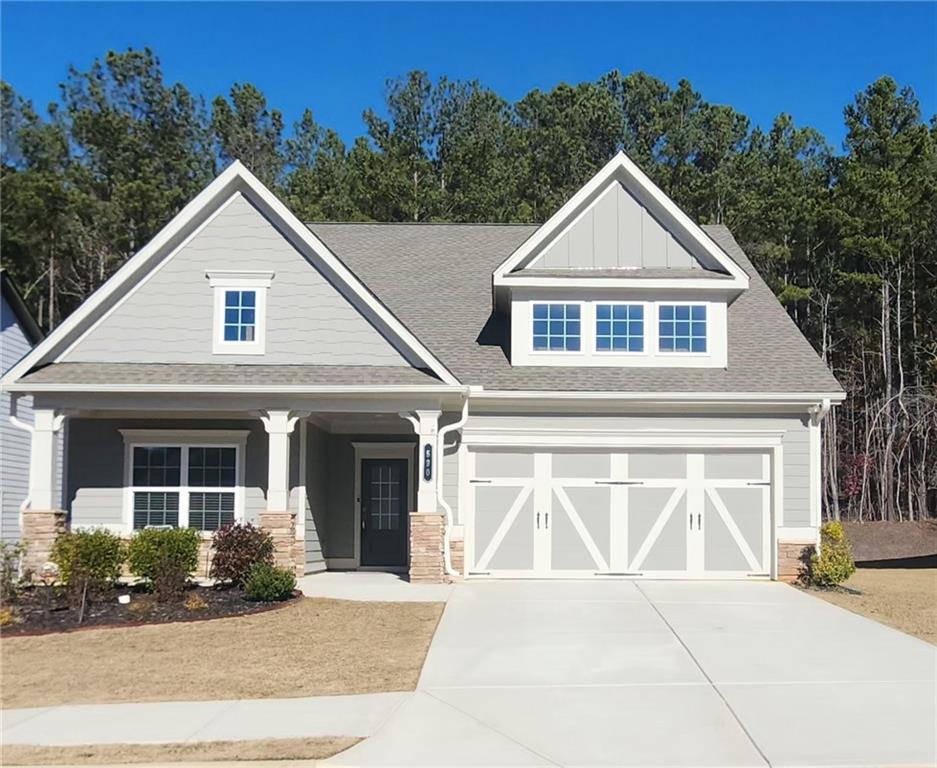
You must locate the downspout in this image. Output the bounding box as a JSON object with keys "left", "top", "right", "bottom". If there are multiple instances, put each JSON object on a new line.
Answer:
{"left": 809, "top": 398, "right": 833, "bottom": 554}
{"left": 436, "top": 397, "right": 469, "bottom": 577}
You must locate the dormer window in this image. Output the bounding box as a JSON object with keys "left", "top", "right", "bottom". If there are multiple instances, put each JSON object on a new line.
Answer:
{"left": 533, "top": 303, "right": 581, "bottom": 351}
{"left": 659, "top": 304, "right": 707, "bottom": 353}
{"left": 207, "top": 270, "right": 274, "bottom": 355}
{"left": 596, "top": 304, "right": 644, "bottom": 352}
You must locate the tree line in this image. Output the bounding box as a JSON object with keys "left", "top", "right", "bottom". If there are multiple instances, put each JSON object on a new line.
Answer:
{"left": 1, "top": 48, "right": 935, "bottom": 522}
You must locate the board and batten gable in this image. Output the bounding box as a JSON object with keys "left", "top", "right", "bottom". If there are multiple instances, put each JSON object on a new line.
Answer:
{"left": 62, "top": 193, "right": 415, "bottom": 366}
{"left": 527, "top": 182, "right": 704, "bottom": 271}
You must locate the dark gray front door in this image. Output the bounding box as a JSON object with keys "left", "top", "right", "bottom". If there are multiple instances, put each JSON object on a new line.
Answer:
{"left": 360, "top": 458, "right": 408, "bottom": 567}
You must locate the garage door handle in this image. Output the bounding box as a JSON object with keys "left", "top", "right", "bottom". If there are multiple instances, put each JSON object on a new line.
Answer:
{"left": 746, "top": 481, "right": 770, "bottom": 486}
{"left": 689, "top": 514, "right": 693, "bottom": 530}
{"left": 470, "top": 479, "right": 492, "bottom": 484}
{"left": 697, "top": 513, "right": 701, "bottom": 530}
{"left": 536, "top": 512, "right": 540, "bottom": 529}
{"left": 595, "top": 480, "right": 644, "bottom": 486}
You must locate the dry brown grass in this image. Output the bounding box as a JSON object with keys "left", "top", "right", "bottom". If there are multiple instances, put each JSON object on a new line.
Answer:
{"left": 2, "top": 737, "right": 360, "bottom": 765}
{"left": 809, "top": 567, "right": 937, "bottom": 644}
{"left": 1, "top": 598, "right": 443, "bottom": 709}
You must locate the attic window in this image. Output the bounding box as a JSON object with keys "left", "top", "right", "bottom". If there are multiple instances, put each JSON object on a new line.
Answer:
{"left": 659, "top": 304, "right": 707, "bottom": 353}
{"left": 532, "top": 303, "right": 581, "bottom": 351}
{"left": 207, "top": 271, "right": 274, "bottom": 355}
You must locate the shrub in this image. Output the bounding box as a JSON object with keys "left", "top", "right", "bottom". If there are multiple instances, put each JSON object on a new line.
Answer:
{"left": 0, "top": 541, "right": 28, "bottom": 603}
{"left": 50, "top": 529, "right": 125, "bottom": 587}
{"left": 128, "top": 528, "right": 201, "bottom": 602}
{"left": 209, "top": 523, "right": 274, "bottom": 587}
{"left": 184, "top": 592, "right": 208, "bottom": 611}
{"left": 244, "top": 563, "right": 296, "bottom": 602}
{"left": 809, "top": 521, "right": 856, "bottom": 587}
{"left": 0, "top": 606, "right": 19, "bottom": 626}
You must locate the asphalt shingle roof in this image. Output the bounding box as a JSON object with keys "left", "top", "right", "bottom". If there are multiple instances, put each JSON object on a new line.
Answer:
{"left": 310, "top": 222, "right": 842, "bottom": 394}
{"left": 21, "top": 363, "right": 441, "bottom": 387}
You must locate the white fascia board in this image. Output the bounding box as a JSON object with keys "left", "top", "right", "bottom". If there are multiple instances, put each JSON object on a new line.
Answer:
{"left": 470, "top": 389, "right": 847, "bottom": 405}
{"left": 1, "top": 160, "right": 461, "bottom": 388}
{"left": 4, "top": 382, "right": 466, "bottom": 395}
{"left": 492, "top": 151, "right": 750, "bottom": 288}
{"left": 499, "top": 275, "right": 745, "bottom": 291}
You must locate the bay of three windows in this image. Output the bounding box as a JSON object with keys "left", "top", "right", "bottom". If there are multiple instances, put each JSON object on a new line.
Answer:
{"left": 532, "top": 302, "right": 707, "bottom": 353}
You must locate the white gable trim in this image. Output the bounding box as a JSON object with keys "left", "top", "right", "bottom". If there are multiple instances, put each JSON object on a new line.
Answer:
{"left": 493, "top": 151, "right": 750, "bottom": 289}
{"left": 2, "top": 161, "right": 460, "bottom": 387}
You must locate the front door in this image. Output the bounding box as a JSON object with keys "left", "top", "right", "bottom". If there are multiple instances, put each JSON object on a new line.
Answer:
{"left": 360, "top": 458, "right": 409, "bottom": 567}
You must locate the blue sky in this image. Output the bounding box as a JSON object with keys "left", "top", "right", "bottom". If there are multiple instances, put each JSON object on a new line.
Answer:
{"left": 2, "top": 2, "right": 935, "bottom": 151}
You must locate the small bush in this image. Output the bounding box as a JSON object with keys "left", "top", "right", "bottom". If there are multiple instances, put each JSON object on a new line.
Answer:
{"left": 244, "top": 563, "right": 296, "bottom": 602}
{"left": 128, "top": 528, "right": 201, "bottom": 602}
{"left": 210, "top": 523, "right": 274, "bottom": 587}
{"left": 0, "top": 606, "right": 19, "bottom": 626}
{"left": 183, "top": 592, "right": 208, "bottom": 611}
{"left": 809, "top": 521, "right": 856, "bottom": 587}
{"left": 0, "top": 541, "right": 28, "bottom": 603}
{"left": 50, "top": 529, "right": 125, "bottom": 587}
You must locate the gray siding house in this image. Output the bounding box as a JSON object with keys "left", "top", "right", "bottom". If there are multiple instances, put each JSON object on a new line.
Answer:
{"left": 1, "top": 270, "right": 55, "bottom": 542}
{"left": 1, "top": 153, "right": 844, "bottom": 581}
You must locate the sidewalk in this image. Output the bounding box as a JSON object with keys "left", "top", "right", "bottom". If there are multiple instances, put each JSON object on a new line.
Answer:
{"left": 2, "top": 692, "right": 409, "bottom": 747}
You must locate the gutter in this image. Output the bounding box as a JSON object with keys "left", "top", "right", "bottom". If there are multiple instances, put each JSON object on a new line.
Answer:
{"left": 2, "top": 382, "right": 467, "bottom": 395}
{"left": 436, "top": 397, "right": 469, "bottom": 578}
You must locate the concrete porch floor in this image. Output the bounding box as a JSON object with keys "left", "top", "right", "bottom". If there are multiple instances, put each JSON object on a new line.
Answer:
{"left": 297, "top": 570, "right": 454, "bottom": 603}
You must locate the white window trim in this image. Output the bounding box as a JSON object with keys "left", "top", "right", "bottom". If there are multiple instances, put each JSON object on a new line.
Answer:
{"left": 656, "top": 301, "right": 710, "bottom": 357}
{"left": 512, "top": 291, "right": 726, "bottom": 367}
{"left": 530, "top": 301, "right": 585, "bottom": 356}
{"left": 120, "top": 429, "right": 249, "bottom": 536}
{"left": 207, "top": 270, "right": 274, "bottom": 356}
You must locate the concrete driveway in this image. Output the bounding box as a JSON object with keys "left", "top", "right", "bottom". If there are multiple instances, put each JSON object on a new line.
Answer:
{"left": 331, "top": 580, "right": 936, "bottom": 767}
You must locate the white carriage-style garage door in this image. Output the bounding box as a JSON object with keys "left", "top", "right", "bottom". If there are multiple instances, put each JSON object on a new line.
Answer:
{"left": 466, "top": 448, "right": 772, "bottom": 579}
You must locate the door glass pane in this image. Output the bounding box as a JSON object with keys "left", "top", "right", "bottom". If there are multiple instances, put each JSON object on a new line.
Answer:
{"left": 369, "top": 464, "right": 401, "bottom": 531}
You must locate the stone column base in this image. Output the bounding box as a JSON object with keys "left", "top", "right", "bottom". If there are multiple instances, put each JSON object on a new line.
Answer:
{"left": 449, "top": 525, "right": 464, "bottom": 579}
{"left": 778, "top": 541, "right": 815, "bottom": 583}
{"left": 21, "top": 510, "right": 67, "bottom": 580}
{"left": 410, "top": 512, "right": 445, "bottom": 583}
{"left": 260, "top": 511, "right": 297, "bottom": 574}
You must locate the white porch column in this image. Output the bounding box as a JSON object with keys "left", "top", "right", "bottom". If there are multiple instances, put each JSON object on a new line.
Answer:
{"left": 259, "top": 410, "right": 302, "bottom": 574}
{"left": 12, "top": 407, "right": 67, "bottom": 578}
{"left": 26, "top": 408, "right": 65, "bottom": 511}
{"left": 412, "top": 410, "right": 441, "bottom": 513}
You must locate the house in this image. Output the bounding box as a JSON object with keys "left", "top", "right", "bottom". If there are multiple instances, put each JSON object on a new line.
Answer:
{"left": 0, "top": 152, "right": 844, "bottom": 582}
{"left": 1, "top": 269, "right": 54, "bottom": 543}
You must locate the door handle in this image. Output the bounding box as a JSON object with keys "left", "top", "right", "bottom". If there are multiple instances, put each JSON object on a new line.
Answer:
{"left": 536, "top": 511, "right": 540, "bottom": 529}
{"left": 544, "top": 512, "right": 549, "bottom": 529}
{"left": 361, "top": 518, "right": 366, "bottom": 530}
{"left": 689, "top": 514, "right": 693, "bottom": 530}
{"left": 697, "top": 513, "right": 702, "bottom": 530}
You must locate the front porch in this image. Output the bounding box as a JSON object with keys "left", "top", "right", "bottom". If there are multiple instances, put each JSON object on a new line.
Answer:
{"left": 15, "top": 393, "right": 465, "bottom": 583}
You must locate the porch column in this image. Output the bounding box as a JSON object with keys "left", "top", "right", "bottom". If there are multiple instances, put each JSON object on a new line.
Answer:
{"left": 17, "top": 408, "right": 67, "bottom": 578}
{"left": 402, "top": 410, "right": 445, "bottom": 583}
{"left": 259, "top": 410, "right": 300, "bottom": 574}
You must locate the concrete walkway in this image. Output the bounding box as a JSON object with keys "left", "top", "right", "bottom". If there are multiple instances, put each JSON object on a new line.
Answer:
{"left": 2, "top": 692, "right": 407, "bottom": 746}
{"left": 297, "top": 570, "right": 454, "bottom": 602}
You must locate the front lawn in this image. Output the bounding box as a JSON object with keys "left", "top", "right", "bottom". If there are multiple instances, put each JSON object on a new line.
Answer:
{"left": 1, "top": 597, "right": 444, "bottom": 709}
{"left": 3, "top": 737, "right": 360, "bottom": 765}
{"left": 808, "top": 567, "right": 937, "bottom": 644}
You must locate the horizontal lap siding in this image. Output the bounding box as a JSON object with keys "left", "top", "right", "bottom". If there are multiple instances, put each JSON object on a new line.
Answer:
{"left": 304, "top": 424, "right": 327, "bottom": 572}
{"left": 67, "top": 418, "right": 269, "bottom": 532}
{"left": 464, "top": 413, "right": 811, "bottom": 527}
{"left": 63, "top": 194, "right": 412, "bottom": 367}
{"left": 442, "top": 441, "right": 460, "bottom": 524}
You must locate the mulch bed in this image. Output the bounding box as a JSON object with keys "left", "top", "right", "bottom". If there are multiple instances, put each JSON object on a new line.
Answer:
{"left": 1, "top": 584, "right": 297, "bottom": 637}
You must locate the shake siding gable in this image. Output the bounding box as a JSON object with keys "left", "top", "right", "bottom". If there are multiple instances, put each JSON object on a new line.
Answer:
{"left": 63, "top": 194, "right": 413, "bottom": 367}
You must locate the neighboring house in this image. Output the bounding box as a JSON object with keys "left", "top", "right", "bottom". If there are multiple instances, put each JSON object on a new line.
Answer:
{"left": 0, "top": 153, "right": 844, "bottom": 581}
{"left": 0, "top": 269, "right": 50, "bottom": 542}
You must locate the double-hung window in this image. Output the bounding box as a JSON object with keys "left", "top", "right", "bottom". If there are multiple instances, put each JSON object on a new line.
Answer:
{"left": 126, "top": 434, "right": 245, "bottom": 533}
{"left": 596, "top": 304, "right": 644, "bottom": 352}
{"left": 532, "top": 303, "right": 581, "bottom": 351}
{"left": 659, "top": 304, "right": 707, "bottom": 352}
{"left": 208, "top": 271, "right": 273, "bottom": 355}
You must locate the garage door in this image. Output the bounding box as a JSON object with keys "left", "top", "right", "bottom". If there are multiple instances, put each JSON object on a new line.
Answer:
{"left": 466, "top": 448, "right": 771, "bottom": 578}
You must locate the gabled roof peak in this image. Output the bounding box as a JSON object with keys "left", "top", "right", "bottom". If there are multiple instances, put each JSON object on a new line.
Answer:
{"left": 493, "top": 150, "right": 750, "bottom": 290}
